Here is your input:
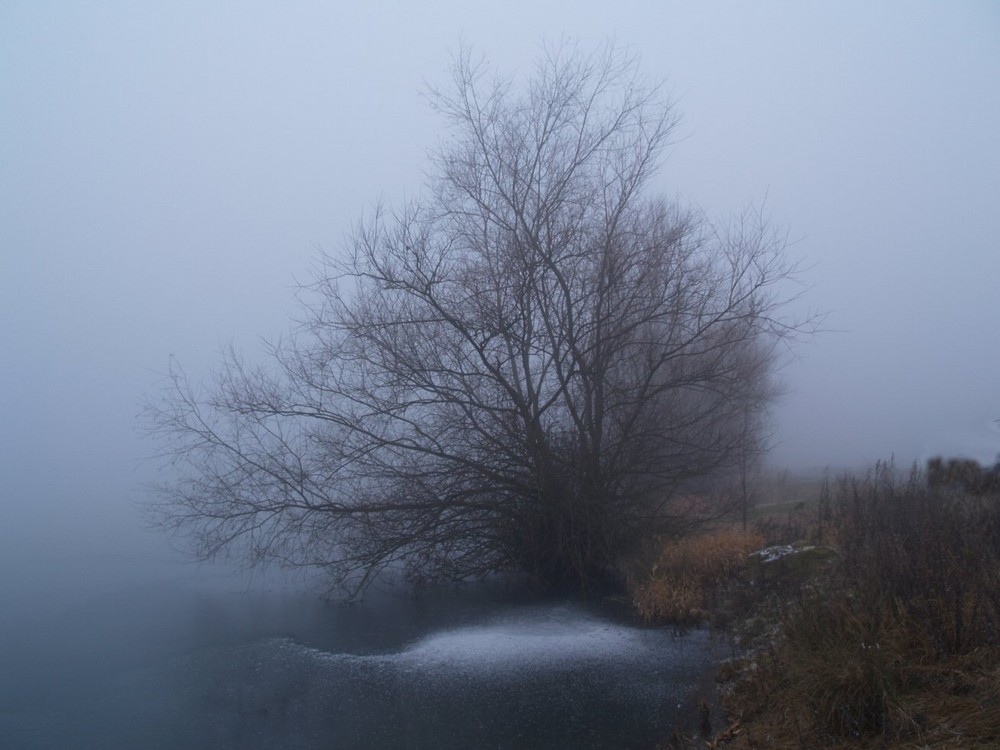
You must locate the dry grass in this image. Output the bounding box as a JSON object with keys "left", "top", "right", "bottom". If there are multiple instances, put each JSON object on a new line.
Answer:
{"left": 629, "top": 466, "right": 1000, "bottom": 747}
{"left": 714, "top": 463, "right": 1000, "bottom": 749}
{"left": 720, "top": 605, "right": 1000, "bottom": 749}
{"left": 630, "top": 528, "right": 765, "bottom": 625}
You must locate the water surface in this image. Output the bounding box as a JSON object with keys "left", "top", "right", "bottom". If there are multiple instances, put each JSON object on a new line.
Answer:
{"left": 0, "top": 548, "right": 720, "bottom": 749}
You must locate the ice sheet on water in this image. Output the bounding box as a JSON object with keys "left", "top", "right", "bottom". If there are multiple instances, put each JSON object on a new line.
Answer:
{"left": 277, "top": 603, "right": 701, "bottom": 678}
{"left": 397, "top": 605, "right": 652, "bottom": 668}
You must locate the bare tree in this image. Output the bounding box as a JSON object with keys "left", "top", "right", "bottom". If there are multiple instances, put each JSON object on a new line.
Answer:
{"left": 146, "top": 44, "right": 810, "bottom": 595}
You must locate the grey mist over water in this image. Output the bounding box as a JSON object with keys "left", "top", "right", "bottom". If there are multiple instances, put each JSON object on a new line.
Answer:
{"left": 1, "top": 554, "right": 721, "bottom": 748}
{"left": 1, "top": 2, "right": 998, "bottom": 747}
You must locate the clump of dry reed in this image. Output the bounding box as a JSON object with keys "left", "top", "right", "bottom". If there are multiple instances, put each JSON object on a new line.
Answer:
{"left": 630, "top": 528, "right": 765, "bottom": 625}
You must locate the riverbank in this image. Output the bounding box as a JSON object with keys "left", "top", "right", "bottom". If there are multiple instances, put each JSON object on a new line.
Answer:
{"left": 629, "top": 465, "right": 1000, "bottom": 748}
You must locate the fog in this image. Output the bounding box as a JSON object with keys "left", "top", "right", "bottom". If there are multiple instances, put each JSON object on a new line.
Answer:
{"left": 2, "top": 2, "right": 999, "bottom": 562}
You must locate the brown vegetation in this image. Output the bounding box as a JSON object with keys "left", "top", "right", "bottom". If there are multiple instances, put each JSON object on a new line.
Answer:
{"left": 629, "top": 528, "right": 765, "bottom": 625}
{"left": 714, "top": 464, "right": 1000, "bottom": 748}
{"left": 630, "top": 465, "right": 1000, "bottom": 748}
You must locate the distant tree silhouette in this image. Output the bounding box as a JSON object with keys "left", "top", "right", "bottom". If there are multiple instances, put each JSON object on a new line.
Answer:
{"left": 927, "top": 456, "right": 1000, "bottom": 495}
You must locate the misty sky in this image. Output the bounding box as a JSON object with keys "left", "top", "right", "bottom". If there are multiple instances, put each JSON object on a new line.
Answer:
{"left": 2, "top": 2, "right": 999, "bottom": 549}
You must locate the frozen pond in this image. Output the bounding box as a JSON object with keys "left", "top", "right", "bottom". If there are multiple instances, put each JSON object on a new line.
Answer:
{"left": 0, "top": 549, "right": 721, "bottom": 749}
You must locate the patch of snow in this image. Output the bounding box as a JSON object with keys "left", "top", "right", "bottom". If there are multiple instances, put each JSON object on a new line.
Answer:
{"left": 751, "top": 545, "right": 796, "bottom": 563}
